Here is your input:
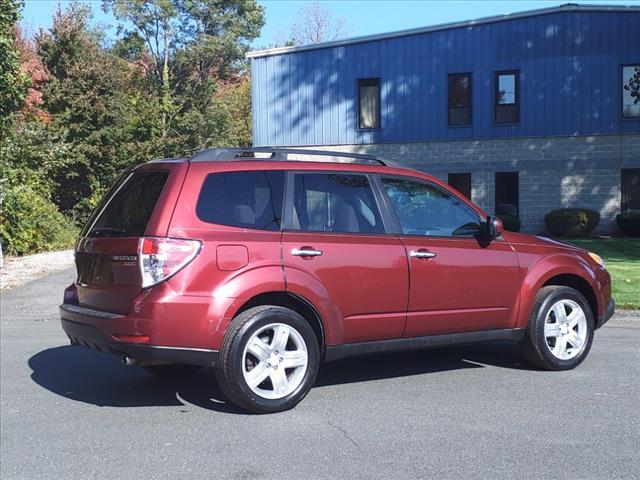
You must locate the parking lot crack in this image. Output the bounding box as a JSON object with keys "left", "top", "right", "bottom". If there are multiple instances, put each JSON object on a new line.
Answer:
{"left": 326, "top": 419, "right": 362, "bottom": 452}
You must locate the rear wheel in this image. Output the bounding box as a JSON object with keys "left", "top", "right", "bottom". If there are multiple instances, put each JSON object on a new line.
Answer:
{"left": 215, "top": 305, "right": 320, "bottom": 413}
{"left": 521, "top": 286, "right": 594, "bottom": 370}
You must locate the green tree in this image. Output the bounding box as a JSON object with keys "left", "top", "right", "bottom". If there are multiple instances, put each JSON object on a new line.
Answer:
{"left": 0, "top": 119, "right": 78, "bottom": 255}
{"left": 0, "top": 21, "right": 79, "bottom": 256}
{"left": 207, "top": 75, "right": 253, "bottom": 147}
{"left": 36, "top": 4, "right": 145, "bottom": 221}
{"left": 0, "top": 0, "right": 27, "bottom": 134}
{"left": 103, "top": 0, "right": 264, "bottom": 154}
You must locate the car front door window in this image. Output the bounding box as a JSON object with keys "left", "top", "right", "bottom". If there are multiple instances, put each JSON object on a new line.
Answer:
{"left": 381, "top": 177, "right": 481, "bottom": 237}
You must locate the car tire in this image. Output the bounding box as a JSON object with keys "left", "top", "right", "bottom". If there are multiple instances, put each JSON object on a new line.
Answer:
{"left": 521, "top": 285, "right": 595, "bottom": 370}
{"left": 215, "top": 305, "right": 320, "bottom": 413}
{"left": 142, "top": 364, "right": 202, "bottom": 379}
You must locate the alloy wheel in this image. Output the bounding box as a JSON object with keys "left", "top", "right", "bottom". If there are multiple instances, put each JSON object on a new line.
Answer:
{"left": 242, "top": 323, "right": 309, "bottom": 400}
{"left": 544, "top": 299, "right": 588, "bottom": 360}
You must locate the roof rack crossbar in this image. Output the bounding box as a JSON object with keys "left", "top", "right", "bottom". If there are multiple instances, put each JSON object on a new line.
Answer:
{"left": 190, "top": 147, "right": 388, "bottom": 166}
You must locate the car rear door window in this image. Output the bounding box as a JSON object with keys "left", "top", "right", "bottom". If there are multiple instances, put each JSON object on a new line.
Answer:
{"left": 196, "top": 170, "right": 285, "bottom": 230}
{"left": 291, "top": 173, "right": 384, "bottom": 234}
{"left": 381, "top": 177, "right": 481, "bottom": 237}
{"left": 87, "top": 170, "right": 169, "bottom": 237}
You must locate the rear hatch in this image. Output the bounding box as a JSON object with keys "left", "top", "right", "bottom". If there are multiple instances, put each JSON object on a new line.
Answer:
{"left": 75, "top": 163, "right": 187, "bottom": 314}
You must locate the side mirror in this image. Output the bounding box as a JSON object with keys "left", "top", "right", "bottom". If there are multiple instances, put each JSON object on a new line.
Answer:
{"left": 483, "top": 215, "right": 503, "bottom": 240}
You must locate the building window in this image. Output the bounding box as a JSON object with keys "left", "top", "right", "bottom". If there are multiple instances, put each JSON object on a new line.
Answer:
{"left": 448, "top": 73, "right": 472, "bottom": 126}
{"left": 448, "top": 172, "right": 471, "bottom": 199}
{"left": 622, "top": 65, "right": 640, "bottom": 118}
{"left": 358, "top": 78, "right": 381, "bottom": 129}
{"left": 495, "top": 172, "right": 519, "bottom": 218}
{"left": 495, "top": 70, "right": 520, "bottom": 124}
{"left": 621, "top": 168, "right": 640, "bottom": 213}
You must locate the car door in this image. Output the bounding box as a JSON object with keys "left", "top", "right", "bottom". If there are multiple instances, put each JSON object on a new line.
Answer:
{"left": 282, "top": 171, "right": 409, "bottom": 343}
{"left": 378, "top": 175, "right": 520, "bottom": 337}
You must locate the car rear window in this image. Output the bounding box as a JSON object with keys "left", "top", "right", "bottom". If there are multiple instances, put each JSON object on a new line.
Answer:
{"left": 87, "top": 170, "right": 169, "bottom": 237}
{"left": 196, "top": 171, "right": 285, "bottom": 231}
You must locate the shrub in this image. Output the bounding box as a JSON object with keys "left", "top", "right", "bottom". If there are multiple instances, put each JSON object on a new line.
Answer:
{"left": 544, "top": 208, "right": 600, "bottom": 238}
{"left": 616, "top": 210, "right": 640, "bottom": 237}
{"left": 0, "top": 185, "right": 78, "bottom": 256}
{"left": 497, "top": 214, "right": 521, "bottom": 232}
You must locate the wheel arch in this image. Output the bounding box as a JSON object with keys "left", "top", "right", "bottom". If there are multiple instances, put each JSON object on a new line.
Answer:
{"left": 234, "top": 291, "right": 325, "bottom": 353}
{"left": 516, "top": 253, "right": 601, "bottom": 329}
{"left": 542, "top": 274, "right": 598, "bottom": 324}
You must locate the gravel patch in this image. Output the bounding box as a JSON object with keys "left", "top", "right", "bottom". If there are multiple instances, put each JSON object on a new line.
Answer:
{"left": 0, "top": 250, "right": 74, "bottom": 291}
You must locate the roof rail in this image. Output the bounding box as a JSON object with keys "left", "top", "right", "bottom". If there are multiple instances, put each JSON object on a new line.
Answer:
{"left": 189, "top": 147, "right": 391, "bottom": 166}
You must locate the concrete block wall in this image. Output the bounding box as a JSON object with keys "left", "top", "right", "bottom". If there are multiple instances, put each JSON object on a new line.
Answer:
{"left": 294, "top": 133, "right": 640, "bottom": 234}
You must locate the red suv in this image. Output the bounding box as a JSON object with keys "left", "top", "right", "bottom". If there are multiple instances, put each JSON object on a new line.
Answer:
{"left": 60, "top": 148, "right": 614, "bottom": 413}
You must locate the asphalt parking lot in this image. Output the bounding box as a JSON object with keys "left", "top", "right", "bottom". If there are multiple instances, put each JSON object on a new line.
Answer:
{"left": 1, "top": 268, "right": 639, "bottom": 480}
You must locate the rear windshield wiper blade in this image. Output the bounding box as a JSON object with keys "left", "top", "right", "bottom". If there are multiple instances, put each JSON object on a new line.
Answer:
{"left": 89, "top": 227, "right": 127, "bottom": 237}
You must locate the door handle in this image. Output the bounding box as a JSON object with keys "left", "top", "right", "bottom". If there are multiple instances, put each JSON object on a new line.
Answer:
{"left": 410, "top": 250, "right": 437, "bottom": 259}
{"left": 291, "top": 248, "right": 323, "bottom": 257}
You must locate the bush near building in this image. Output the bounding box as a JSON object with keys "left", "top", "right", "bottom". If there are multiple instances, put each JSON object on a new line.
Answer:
{"left": 545, "top": 208, "right": 601, "bottom": 238}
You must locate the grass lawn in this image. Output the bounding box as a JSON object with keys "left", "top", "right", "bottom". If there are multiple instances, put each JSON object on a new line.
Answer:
{"left": 567, "top": 237, "right": 640, "bottom": 310}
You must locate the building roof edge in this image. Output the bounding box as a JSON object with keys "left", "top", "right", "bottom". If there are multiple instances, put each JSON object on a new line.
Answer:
{"left": 247, "top": 3, "right": 639, "bottom": 59}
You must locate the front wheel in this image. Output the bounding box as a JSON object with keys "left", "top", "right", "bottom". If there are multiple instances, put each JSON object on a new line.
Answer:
{"left": 215, "top": 305, "right": 320, "bottom": 413}
{"left": 521, "top": 286, "right": 595, "bottom": 370}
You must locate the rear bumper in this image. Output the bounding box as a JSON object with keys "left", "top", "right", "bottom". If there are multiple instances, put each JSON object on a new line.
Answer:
{"left": 597, "top": 298, "right": 615, "bottom": 329}
{"left": 60, "top": 306, "right": 219, "bottom": 367}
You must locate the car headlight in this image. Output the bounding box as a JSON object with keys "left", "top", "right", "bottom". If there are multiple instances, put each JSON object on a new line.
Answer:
{"left": 588, "top": 252, "right": 605, "bottom": 268}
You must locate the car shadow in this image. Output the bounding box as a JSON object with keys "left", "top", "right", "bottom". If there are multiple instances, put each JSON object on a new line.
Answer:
{"left": 316, "top": 340, "right": 532, "bottom": 388}
{"left": 28, "top": 341, "right": 532, "bottom": 414}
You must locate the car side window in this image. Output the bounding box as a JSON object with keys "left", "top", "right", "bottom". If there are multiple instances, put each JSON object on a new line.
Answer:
{"left": 196, "top": 170, "right": 285, "bottom": 230}
{"left": 291, "top": 173, "right": 384, "bottom": 234}
{"left": 381, "top": 177, "right": 481, "bottom": 237}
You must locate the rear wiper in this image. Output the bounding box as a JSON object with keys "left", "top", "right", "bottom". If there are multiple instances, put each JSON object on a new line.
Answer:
{"left": 89, "top": 227, "right": 127, "bottom": 237}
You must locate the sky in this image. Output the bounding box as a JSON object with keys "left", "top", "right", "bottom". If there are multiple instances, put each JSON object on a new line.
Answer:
{"left": 20, "top": 0, "right": 640, "bottom": 50}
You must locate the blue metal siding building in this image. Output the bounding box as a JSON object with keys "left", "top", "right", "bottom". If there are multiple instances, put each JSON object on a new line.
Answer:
{"left": 249, "top": 4, "right": 640, "bottom": 233}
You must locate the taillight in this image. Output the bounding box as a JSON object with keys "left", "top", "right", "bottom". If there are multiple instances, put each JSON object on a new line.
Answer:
{"left": 139, "top": 237, "right": 202, "bottom": 288}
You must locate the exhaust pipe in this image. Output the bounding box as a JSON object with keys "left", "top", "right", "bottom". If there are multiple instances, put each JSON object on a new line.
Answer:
{"left": 122, "top": 355, "right": 137, "bottom": 366}
{"left": 122, "top": 355, "right": 169, "bottom": 367}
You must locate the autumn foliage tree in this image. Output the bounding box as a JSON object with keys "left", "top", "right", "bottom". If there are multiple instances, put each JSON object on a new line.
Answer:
{"left": 0, "top": 0, "right": 265, "bottom": 255}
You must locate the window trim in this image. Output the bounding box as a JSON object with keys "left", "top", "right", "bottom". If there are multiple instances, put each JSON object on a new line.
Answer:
{"left": 357, "top": 78, "right": 382, "bottom": 131}
{"left": 621, "top": 63, "right": 640, "bottom": 120}
{"left": 375, "top": 173, "right": 486, "bottom": 240}
{"left": 494, "top": 70, "right": 520, "bottom": 125}
{"left": 447, "top": 72, "right": 472, "bottom": 127}
{"left": 281, "top": 170, "right": 392, "bottom": 236}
